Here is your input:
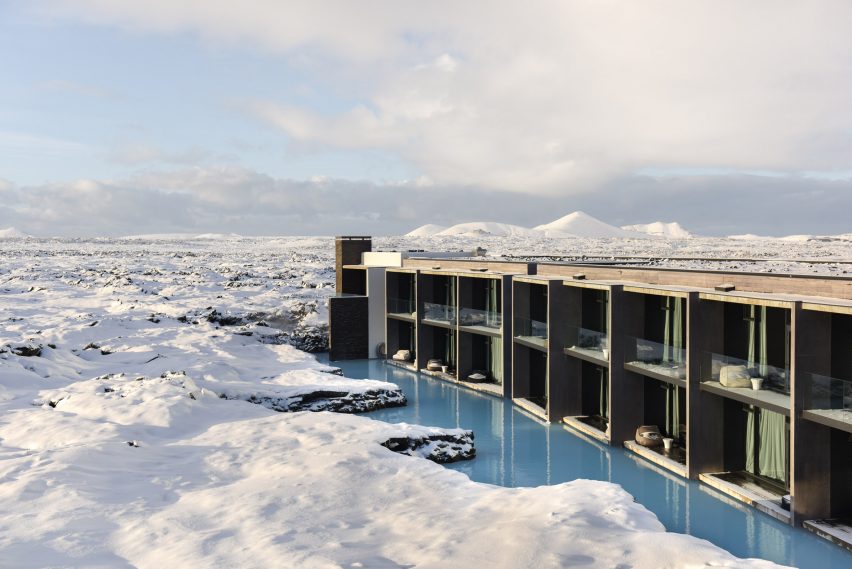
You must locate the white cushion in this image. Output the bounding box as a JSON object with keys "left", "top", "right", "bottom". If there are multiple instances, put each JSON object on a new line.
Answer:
{"left": 720, "top": 365, "right": 752, "bottom": 388}
{"left": 392, "top": 349, "right": 411, "bottom": 362}
{"left": 468, "top": 372, "right": 487, "bottom": 381}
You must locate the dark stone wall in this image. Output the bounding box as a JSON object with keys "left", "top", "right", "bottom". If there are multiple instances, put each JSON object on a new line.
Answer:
{"left": 329, "top": 296, "right": 369, "bottom": 360}
{"left": 335, "top": 237, "right": 371, "bottom": 293}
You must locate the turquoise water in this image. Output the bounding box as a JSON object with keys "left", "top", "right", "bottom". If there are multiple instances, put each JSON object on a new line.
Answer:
{"left": 327, "top": 357, "right": 852, "bottom": 569}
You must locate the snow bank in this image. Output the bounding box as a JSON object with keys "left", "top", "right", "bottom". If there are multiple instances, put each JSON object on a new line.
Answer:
{"left": 0, "top": 394, "right": 783, "bottom": 568}
{"left": 215, "top": 368, "right": 407, "bottom": 413}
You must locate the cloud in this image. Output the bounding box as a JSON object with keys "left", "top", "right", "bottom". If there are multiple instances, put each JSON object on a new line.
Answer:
{"left": 1, "top": 166, "right": 850, "bottom": 237}
{"left": 32, "top": 1, "right": 852, "bottom": 193}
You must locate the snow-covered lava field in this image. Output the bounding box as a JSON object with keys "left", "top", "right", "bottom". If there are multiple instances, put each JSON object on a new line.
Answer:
{"left": 4, "top": 233, "right": 845, "bottom": 568}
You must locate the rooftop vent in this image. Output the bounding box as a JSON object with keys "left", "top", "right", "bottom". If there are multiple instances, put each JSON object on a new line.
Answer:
{"left": 715, "top": 283, "right": 736, "bottom": 292}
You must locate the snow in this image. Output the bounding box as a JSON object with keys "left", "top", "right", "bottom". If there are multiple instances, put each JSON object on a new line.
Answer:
{"left": 534, "top": 210, "right": 640, "bottom": 238}
{"left": 0, "top": 236, "right": 807, "bottom": 567}
{"left": 436, "top": 221, "right": 540, "bottom": 237}
{"left": 121, "top": 232, "right": 244, "bottom": 240}
{"left": 405, "top": 223, "right": 447, "bottom": 237}
{"left": 622, "top": 221, "right": 693, "bottom": 239}
{"left": 0, "top": 227, "right": 30, "bottom": 239}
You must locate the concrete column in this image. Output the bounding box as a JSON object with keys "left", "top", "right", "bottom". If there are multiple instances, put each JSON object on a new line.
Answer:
{"left": 556, "top": 284, "right": 585, "bottom": 419}
{"left": 501, "top": 275, "right": 513, "bottom": 398}
{"left": 548, "top": 281, "right": 573, "bottom": 421}
{"left": 692, "top": 297, "right": 725, "bottom": 475}
{"left": 685, "top": 292, "right": 701, "bottom": 479}
{"left": 791, "top": 304, "right": 832, "bottom": 525}
{"left": 609, "top": 286, "right": 645, "bottom": 446}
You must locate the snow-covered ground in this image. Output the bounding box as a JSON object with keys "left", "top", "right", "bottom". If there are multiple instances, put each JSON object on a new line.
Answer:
{"left": 0, "top": 235, "right": 822, "bottom": 567}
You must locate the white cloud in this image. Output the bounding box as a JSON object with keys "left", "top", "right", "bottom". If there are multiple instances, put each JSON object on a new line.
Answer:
{"left": 32, "top": 1, "right": 852, "bottom": 194}
{"left": 1, "top": 166, "right": 850, "bottom": 237}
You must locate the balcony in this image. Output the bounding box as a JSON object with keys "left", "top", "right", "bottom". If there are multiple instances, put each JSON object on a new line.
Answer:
{"left": 699, "top": 352, "right": 790, "bottom": 414}
{"left": 387, "top": 297, "right": 416, "bottom": 320}
{"left": 623, "top": 336, "right": 686, "bottom": 385}
{"left": 563, "top": 326, "right": 609, "bottom": 364}
{"left": 803, "top": 372, "right": 852, "bottom": 433}
{"left": 514, "top": 317, "right": 547, "bottom": 350}
{"left": 422, "top": 302, "right": 456, "bottom": 326}
{"left": 458, "top": 307, "right": 502, "bottom": 335}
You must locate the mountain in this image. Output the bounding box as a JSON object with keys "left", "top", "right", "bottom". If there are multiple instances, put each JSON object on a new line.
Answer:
{"left": 534, "top": 211, "right": 639, "bottom": 238}
{"left": 0, "top": 227, "right": 30, "bottom": 238}
{"left": 404, "top": 212, "right": 695, "bottom": 240}
{"left": 406, "top": 224, "right": 447, "bottom": 237}
{"left": 436, "top": 221, "right": 539, "bottom": 237}
{"left": 621, "top": 221, "right": 692, "bottom": 239}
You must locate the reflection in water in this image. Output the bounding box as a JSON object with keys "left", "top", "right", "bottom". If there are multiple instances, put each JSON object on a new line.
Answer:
{"left": 329, "top": 358, "right": 852, "bottom": 569}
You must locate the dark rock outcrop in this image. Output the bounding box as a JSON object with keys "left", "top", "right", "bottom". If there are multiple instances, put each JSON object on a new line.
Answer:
{"left": 223, "top": 387, "right": 407, "bottom": 414}
{"left": 381, "top": 431, "right": 476, "bottom": 464}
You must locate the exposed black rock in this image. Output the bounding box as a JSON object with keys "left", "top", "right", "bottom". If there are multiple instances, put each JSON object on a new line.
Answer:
{"left": 381, "top": 431, "right": 476, "bottom": 464}
{"left": 11, "top": 344, "right": 42, "bottom": 357}
{"left": 222, "top": 387, "right": 407, "bottom": 414}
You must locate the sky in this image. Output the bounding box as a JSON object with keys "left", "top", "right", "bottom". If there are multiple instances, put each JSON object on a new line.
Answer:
{"left": 1, "top": 1, "right": 852, "bottom": 237}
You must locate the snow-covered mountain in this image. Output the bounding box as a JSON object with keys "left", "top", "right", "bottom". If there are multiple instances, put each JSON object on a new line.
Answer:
{"left": 404, "top": 212, "right": 700, "bottom": 240}
{"left": 622, "top": 221, "right": 693, "bottom": 239}
{"left": 436, "top": 221, "right": 539, "bottom": 238}
{"left": 0, "top": 227, "right": 30, "bottom": 238}
{"left": 405, "top": 224, "right": 447, "bottom": 237}
{"left": 534, "top": 211, "right": 639, "bottom": 238}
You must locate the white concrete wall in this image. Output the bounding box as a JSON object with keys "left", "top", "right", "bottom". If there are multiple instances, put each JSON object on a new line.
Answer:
{"left": 366, "top": 267, "right": 387, "bottom": 358}
{"left": 362, "top": 252, "right": 404, "bottom": 267}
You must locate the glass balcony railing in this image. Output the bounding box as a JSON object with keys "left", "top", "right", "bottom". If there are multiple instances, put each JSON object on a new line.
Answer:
{"left": 514, "top": 317, "right": 547, "bottom": 347}
{"left": 625, "top": 336, "right": 686, "bottom": 380}
{"left": 700, "top": 351, "right": 790, "bottom": 395}
{"left": 564, "top": 326, "right": 609, "bottom": 361}
{"left": 458, "top": 307, "right": 502, "bottom": 330}
{"left": 804, "top": 372, "right": 852, "bottom": 427}
{"left": 387, "top": 297, "right": 416, "bottom": 318}
{"left": 422, "top": 302, "right": 456, "bottom": 323}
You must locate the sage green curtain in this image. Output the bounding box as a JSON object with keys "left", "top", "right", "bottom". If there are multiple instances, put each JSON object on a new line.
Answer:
{"left": 665, "top": 385, "right": 681, "bottom": 439}
{"left": 489, "top": 337, "right": 502, "bottom": 384}
{"left": 745, "top": 407, "right": 788, "bottom": 485}
{"left": 758, "top": 409, "right": 787, "bottom": 484}
{"left": 487, "top": 279, "right": 499, "bottom": 326}
{"left": 663, "top": 297, "right": 672, "bottom": 362}
{"left": 673, "top": 298, "right": 684, "bottom": 364}
{"left": 747, "top": 305, "right": 768, "bottom": 376}
{"left": 662, "top": 297, "right": 684, "bottom": 364}
{"left": 747, "top": 305, "right": 757, "bottom": 367}
{"left": 599, "top": 368, "right": 609, "bottom": 420}
{"left": 446, "top": 328, "right": 456, "bottom": 368}
{"left": 409, "top": 323, "right": 416, "bottom": 353}
{"left": 759, "top": 306, "right": 768, "bottom": 377}
{"left": 746, "top": 406, "right": 756, "bottom": 474}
